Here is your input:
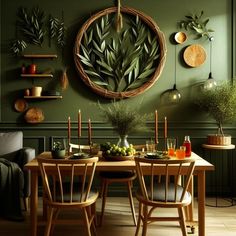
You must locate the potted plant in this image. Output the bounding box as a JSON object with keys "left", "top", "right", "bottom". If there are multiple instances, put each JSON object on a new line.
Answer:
{"left": 51, "top": 141, "right": 66, "bottom": 159}
{"left": 98, "top": 100, "right": 152, "bottom": 147}
{"left": 196, "top": 81, "right": 236, "bottom": 145}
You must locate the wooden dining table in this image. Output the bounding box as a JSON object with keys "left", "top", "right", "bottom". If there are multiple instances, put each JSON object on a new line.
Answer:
{"left": 25, "top": 151, "right": 214, "bottom": 236}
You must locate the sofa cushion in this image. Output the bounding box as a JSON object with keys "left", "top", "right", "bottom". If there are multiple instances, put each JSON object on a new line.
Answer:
{"left": 0, "top": 132, "right": 23, "bottom": 155}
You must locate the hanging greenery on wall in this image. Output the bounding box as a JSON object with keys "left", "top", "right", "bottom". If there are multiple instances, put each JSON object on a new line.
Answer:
{"left": 179, "top": 10, "right": 214, "bottom": 40}
{"left": 10, "top": 7, "right": 66, "bottom": 55}
{"left": 74, "top": 6, "right": 167, "bottom": 99}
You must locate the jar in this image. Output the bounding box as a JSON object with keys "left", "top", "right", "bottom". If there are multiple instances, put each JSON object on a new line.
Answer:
{"left": 28, "top": 64, "right": 37, "bottom": 74}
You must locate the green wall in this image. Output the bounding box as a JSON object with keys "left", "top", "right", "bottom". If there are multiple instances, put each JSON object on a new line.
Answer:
{"left": 1, "top": 0, "right": 236, "bottom": 195}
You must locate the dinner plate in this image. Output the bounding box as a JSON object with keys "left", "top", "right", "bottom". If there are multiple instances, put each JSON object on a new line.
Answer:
{"left": 145, "top": 152, "right": 170, "bottom": 159}
{"left": 70, "top": 152, "right": 91, "bottom": 159}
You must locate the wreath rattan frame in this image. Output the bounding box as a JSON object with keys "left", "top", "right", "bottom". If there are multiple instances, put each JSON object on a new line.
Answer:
{"left": 74, "top": 7, "right": 167, "bottom": 99}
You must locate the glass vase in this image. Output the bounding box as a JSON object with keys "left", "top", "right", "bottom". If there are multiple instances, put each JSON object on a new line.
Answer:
{"left": 117, "top": 135, "right": 129, "bottom": 147}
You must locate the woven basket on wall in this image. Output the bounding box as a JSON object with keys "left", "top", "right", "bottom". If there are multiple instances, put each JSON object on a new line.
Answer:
{"left": 74, "top": 6, "right": 167, "bottom": 99}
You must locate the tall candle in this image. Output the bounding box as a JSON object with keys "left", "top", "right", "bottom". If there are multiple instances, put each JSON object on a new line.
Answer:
{"left": 155, "top": 110, "right": 158, "bottom": 144}
{"left": 164, "top": 116, "right": 167, "bottom": 139}
{"left": 78, "top": 110, "right": 81, "bottom": 138}
{"left": 88, "top": 118, "right": 92, "bottom": 145}
{"left": 68, "top": 116, "right": 71, "bottom": 142}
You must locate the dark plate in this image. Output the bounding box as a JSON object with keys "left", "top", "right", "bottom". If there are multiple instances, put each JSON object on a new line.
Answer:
{"left": 70, "top": 152, "right": 91, "bottom": 159}
{"left": 145, "top": 152, "right": 170, "bottom": 159}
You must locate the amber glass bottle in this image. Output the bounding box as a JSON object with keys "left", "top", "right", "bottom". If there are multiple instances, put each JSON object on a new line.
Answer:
{"left": 183, "top": 135, "right": 191, "bottom": 157}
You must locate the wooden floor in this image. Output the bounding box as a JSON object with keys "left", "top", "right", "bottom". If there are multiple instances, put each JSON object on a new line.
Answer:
{"left": 0, "top": 197, "right": 236, "bottom": 236}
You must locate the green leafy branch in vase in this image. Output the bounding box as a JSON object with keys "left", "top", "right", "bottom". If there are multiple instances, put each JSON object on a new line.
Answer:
{"left": 77, "top": 14, "right": 160, "bottom": 92}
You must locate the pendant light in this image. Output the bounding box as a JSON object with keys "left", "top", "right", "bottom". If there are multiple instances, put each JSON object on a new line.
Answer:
{"left": 203, "top": 36, "right": 217, "bottom": 89}
{"left": 168, "top": 45, "right": 181, "bottom": 103}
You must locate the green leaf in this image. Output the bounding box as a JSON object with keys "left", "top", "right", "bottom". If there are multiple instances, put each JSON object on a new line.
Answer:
{"left": 137, "top": 68, "right": 155, "bottom": 79}
{"left": 96, "top": 60, "right": 113, "bottom": 72}
{"left": 84, "top": 69, "right": 101, "bottom": 77}
{"left": 93, "top": 80, "right": 108, "bottom": 86}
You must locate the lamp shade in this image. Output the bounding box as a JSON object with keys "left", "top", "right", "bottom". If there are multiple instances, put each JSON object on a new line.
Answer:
{"left": 168, "top": 84, "right": 181, "bottom": 103}
{"left": 203, "top": 72, "right": 217, "bottom": 90}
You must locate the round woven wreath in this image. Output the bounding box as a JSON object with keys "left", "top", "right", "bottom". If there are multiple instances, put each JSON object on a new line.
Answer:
{"left": 74, "top": 7, "right": 167, "bottom": 99}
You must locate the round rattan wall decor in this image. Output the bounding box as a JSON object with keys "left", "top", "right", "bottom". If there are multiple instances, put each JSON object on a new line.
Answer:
{"left": 74, "top": 7, "right": 167, "bottom": 99}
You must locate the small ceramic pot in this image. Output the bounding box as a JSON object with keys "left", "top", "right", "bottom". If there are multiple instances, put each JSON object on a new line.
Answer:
{"left": 28, "top": 64, "right": 37, "bottom": 74}
{"left": 51, "top": 149, "right": 66, "bottom": 159}
{"left": 31, "top": 86, "right": 42, "bottom": 97}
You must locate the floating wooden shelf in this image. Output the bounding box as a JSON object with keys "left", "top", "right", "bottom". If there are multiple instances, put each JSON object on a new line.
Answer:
{"left": 22, "top": 54, "right": 57, "bottom": 59}
{"left": 21, "top": 74, "right": 53, "bottom": 78}
{"left": 24, "top": 96, "right": 62, "bottom": 99}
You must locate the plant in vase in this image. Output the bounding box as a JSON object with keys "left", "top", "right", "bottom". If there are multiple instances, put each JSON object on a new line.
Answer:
{"left": 195, "top": 81, "right": 236, "bottom": 145}
{"left": 98, "top": 100, "right": 152, "bottom": 147}
{"left": 51, "top": 141, "right": 66, "bottom": 159}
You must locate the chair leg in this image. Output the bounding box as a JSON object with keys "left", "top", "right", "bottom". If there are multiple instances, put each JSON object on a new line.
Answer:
{"left": 45, "top": 207, "right": 53, "bottom": 236}
{"left": 127, "top": 181, "right": 137, "bottom": 226}
{"left": 83, "top": 207, "right": 92, "bottom": 236}
{"left": 100, "top": 180, "right": 108, "bottom": 226}
{"left": 141, "top": 205, "right": 148, "bottom": 236}
{"left": 178, "top": 207, "right": 187, "bottom": 236}
{"left": 135, "top": 202, "right": 142, "bottom": 236}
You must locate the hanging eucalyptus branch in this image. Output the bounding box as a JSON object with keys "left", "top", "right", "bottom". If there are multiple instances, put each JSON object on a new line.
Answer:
{"left": 77, "top": 14, "right": 160, "bottom": 92}
{"left": 49, "top": 16, "right": 66, "bottom": 47}
{"left": 10, "top": 39, "right": 27, "bottom": 55}
{"left": 17, "top": 7, "right": 45, "bottom": 45}
{"left": 179, "top": 10, "right": 214, "bottom": 40}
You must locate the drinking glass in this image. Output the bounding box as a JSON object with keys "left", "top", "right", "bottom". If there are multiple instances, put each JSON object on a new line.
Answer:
{"left": 176, "top": 146, "right": 186, "bottom": 159}
{"left": 146, "top": 140, "right": 155, "bottom": 153}
{"left": 167, "top": 138, "right": 176, "bottom": 156}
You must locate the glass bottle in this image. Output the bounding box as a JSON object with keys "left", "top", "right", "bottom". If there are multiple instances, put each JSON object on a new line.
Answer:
{"left": 183, "top": 135, "right": 191, "bottom": 157}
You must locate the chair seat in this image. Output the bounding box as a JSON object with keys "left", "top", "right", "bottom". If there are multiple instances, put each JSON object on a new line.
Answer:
{"left": 55, "top": 189, "right": 98, "bottom": 202}
{"left": 136, "top": 183, "right": 191, "bottom": 203}
{"left": 100, "top": 171, "right": 136, "bottom": 179}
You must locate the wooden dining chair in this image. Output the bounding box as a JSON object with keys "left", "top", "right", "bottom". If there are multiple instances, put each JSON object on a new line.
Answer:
{"left": 99, "top": 144, "right": 146, "bottom": 227}
{"left": 134, "top": 157, "right": 195, "bottom": 236}
{"left": 37, "top": 156, "right": 99, "bottom": 236}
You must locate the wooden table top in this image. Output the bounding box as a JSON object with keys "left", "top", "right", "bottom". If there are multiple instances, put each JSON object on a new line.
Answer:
{"left": 25, "top": 151, "right": 214, "bottom": 172}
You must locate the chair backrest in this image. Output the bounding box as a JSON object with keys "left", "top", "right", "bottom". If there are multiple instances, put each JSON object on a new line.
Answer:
{"left": 37, "top": 157, "right": 98, "bottom": 204}
{"left": 69, "top": 143, "right": 90, "bottom": 153}
{"left": 134, "top": 157, "right": 195, "bottom": 203}
{"left": 0, "top": 131, "right": 23, "bottom": 155}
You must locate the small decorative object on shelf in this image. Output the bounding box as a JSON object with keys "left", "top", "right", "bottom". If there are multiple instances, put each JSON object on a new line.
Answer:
{"left": 28, "top": 64, "right": 37, "bottom": 74}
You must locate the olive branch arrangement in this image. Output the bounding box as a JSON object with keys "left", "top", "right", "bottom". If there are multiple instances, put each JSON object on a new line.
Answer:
{"left": 97, "top": 100, "right": 153, "bottom": 136}
{"left": 77, "top": 14, "right": 160, "bottom": 93}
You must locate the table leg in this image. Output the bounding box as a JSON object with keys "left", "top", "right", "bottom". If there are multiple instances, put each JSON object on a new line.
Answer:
{"left": 30, "top": 171, "right": 38, "bottom": 236}
{"left": 198, "top": 171, "right": 205, "bottom": 236}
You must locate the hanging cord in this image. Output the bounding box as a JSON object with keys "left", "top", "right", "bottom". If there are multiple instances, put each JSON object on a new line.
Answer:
{"left": 210, "top": 39, "right": 212, "bottom": 73}
{"left": 174, "top": 45, "right": 177, "bottom": 86}
{"left": 116, "top": 0, "right": 123, "bottom": 32}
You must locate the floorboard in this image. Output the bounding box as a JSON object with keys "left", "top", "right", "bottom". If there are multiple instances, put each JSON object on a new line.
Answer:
{"left": 0, "top": 197, "right": 236, "bottom": 236}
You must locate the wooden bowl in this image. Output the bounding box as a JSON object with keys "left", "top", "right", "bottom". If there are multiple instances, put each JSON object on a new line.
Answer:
{"left": 103, "top": 154, "right": 133, "bottom": 161}
{"left": 174, "top": 32, "right": 187, "bottom": 44}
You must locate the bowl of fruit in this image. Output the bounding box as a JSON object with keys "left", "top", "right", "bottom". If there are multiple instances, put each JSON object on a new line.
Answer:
{"left": 100, "top": 142, "right": 136, "bottom": 161}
